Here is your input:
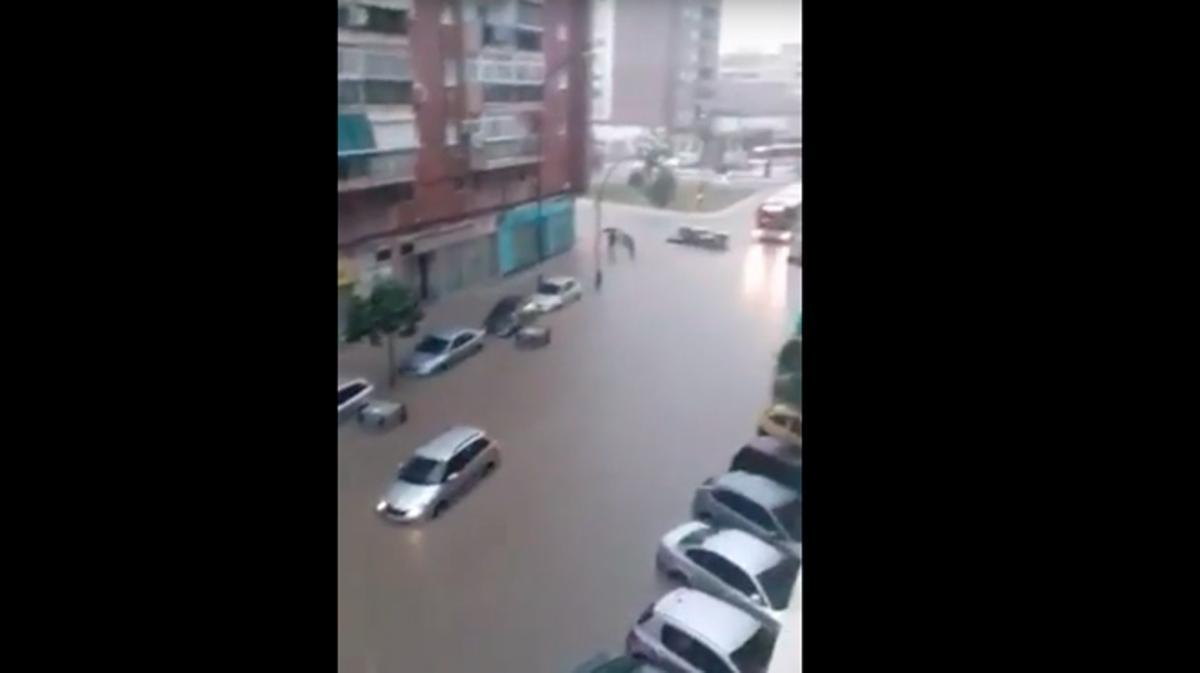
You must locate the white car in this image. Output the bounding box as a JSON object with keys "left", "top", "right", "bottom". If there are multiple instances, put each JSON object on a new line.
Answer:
{"left": 524, "top": 276, "right": 583, "bottom": 314}
{"left": 337, "top": 378, "right": 374, "bottom": 425}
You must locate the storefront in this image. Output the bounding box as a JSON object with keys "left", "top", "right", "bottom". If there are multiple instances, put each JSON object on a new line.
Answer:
{"left": 403, "top": 214, "right": 497, "bottom": 302}
{"left": 496, "top": 196, "right": 576, "bottom": 276}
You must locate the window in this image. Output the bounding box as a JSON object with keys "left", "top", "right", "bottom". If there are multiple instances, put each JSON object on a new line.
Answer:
{"left": 463, "top": 438, "right": 490, "bottom": 461}
{"left": 557, "top": 70, "right": 569, "bottom": 90}
{"left": 714, "top": 490, "right": 776, "bottom": 534}
{"left": 375, "top": 248, "right": 393, "bottom": 263}
{"left": 445, "top": 121, "right": 459, "bottom": 146}
{"left": 516, "top": 29, "right": 542, "bottom": 51}
{"left": 340, "top": 80, "right": 415, "bottom": 106}
{"left": 557, "top": 23, "right": 568, "bottom": 42}
{"left": 445, "top": 451, "right": 470, "bottom": 479}
{"left": 339, "top": 4, "right": 408, "bottom": 35}
{"left": 661, "top": 624, "right": 733, "bottom": 673}
{"left": 452, "top": 334, "right": 472, "bottom": 349}
{"left": 440, "top": 4, "right": 455, "bottom": 25}
{"left": 686, "top": 550, "right": 759, "bottom": 602}
{"left": 444, "top": 59, "right": 459, "bottom": 86}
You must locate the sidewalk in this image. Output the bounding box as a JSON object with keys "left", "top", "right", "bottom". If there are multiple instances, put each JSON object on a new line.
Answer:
{"left": 337, "top": 237, "right": 595, "bottom": 386}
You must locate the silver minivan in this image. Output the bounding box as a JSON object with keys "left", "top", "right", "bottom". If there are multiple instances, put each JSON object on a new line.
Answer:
{"left": 626, "top": 588, "right": 776, "bottom": 673}
{"left": 376, "top": 426, "right": 500, "bottom": 522}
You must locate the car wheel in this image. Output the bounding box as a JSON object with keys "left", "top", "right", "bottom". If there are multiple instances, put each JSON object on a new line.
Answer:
{"left": 432, "top": 501, "right": 448, "bottom": 519}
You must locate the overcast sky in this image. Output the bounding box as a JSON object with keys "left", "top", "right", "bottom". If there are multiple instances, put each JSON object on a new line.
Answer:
{"left": 719, "top": 0, "right": 802, "bottom": 54}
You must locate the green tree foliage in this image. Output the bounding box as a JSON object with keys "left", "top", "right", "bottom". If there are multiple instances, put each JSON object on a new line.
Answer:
{"left": 344, "top": 279, "right": 423, "bottom": 388}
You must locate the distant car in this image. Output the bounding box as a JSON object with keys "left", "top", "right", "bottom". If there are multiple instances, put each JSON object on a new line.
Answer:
{"left": 756, "top": 403, "right": 801, "bottom": 449}
{"left": 484, "top": 294, "right": 538, "bottom": 337}
{"left": 337, "top": 378, "right": 374, "bottom": 424}
{"left": 656, "top": 521, "right": 800, "bottom": 633}
{"left": 570, "top": 652, "right": 667, "bottom": 673}
{"left": 376, "top": 426, "right": 500, "bottom": 522}
{"left": 401, "top": 328, "right": 485, "bottom": 376}
{"left": 524, "top": 276, "right": 583, "bottom": 314}
{"left": 692, "top": 471, "right": 801, "bottom": 559}
{"left": 626, "top": 588, "right": 777, "bottom": 673}
{"left": 730, "top": 436, "right": 801, "bottom": 492}
{"left": 667, "top": 226, "right": 730, "bottom": 250}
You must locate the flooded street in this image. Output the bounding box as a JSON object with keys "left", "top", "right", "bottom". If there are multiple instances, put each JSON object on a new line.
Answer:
{"left": 338, "top": 194, "right": 801, "bottom": 672}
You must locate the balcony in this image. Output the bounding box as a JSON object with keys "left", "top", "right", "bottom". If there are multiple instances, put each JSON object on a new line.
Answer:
{"left": 338, "top": 148, "right": 417, "bottom": 192}
{"left": 469, "top": 136, "right": 541, "bottom": 171}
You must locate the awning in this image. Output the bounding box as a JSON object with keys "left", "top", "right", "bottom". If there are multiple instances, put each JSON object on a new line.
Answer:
{"left": 338, "top": 114, "right": 376, "bottom": 154}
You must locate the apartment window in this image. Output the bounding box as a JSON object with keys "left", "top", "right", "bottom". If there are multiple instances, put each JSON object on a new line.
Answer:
{"left": 375, "top": 248, "right": 393, "bottom": 262}
{"left": 557, "top": 123, "right": 567, "bottom": 137}
{"left": 444, "top": 58, "right": 459, "bottom": 86}
{"left": 440, "top": 3, "right": 454, "bottom": 25}
{"left": 445, "top": 121, "right": 459, "bottom": 146}
{"left": 557, "top": 71, "right": 568, "bottom": 91}
{"left": 338, "top": 3, "right": 408, "bottom": 36}
{"left": 482, "top": 83, "right": 543, "bottom": 103}
{"left": 372, "top": 118, "right": 418, "bottom": 150}
{"left": 557, "top": 23, "right": 568, "bottom": 42}
{"left": 516, "top": 29, "right": 542, "bottom": 52}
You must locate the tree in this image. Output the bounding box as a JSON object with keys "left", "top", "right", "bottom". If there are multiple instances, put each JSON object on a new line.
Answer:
{"left": 344, "top": 279, "right": 423, "bottom": 389}
{"left": 773, "top": 336, "right": 802, "bottom": 407}
{"left": 644, "top": 164, "right": 677, "bottom": 208}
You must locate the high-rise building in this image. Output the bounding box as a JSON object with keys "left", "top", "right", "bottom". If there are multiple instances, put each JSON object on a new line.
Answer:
{"left": 338, "top": 0, "right": 590, "bottom": 335}
{"left": 590, "top": 0, "right": 721, "bottom": 143}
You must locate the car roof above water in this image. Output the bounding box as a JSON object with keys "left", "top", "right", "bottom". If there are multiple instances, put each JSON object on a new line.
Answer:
{"left": 413, "top": 425, "right": 485, "bottom": 461}
{"left": 699, "top": 528, "right": 786, "bottom": 576}
{"left": 714, "top": 470, "right": 799, "bottom": 509}
{"left": 653, "top": 588, "right": 762, "bottom": 654}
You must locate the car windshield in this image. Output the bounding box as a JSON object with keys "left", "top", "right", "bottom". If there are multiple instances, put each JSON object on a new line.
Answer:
{"left": 398, "top": 457, "right": 444, "bottom": 485}
{"left": 337, "top": 382, "right": 366, "bottom": 406}
{"left": 538, "top": 282, "right": 563, "bottom": 295}
{"left": 729, "top": 627, "right": 777, "bottom": 673}
{"left": 415, "top": 336, "right": 449, "bottom": 354}
{"left": 775, "top": 500, "right": 802, "bottom": 540}
{"left": 757, "top": 556, "right": 800, "bottom": 609}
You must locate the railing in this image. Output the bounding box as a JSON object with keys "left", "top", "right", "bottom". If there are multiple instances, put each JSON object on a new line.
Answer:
{"left": 338, "top": 149, "right": 417, "bottom": 191}
{"left": 338, "top": 47, "right": 411, "bottom": 81}
{"left": 470, "top": 136, "right": 541, "bottom": 170}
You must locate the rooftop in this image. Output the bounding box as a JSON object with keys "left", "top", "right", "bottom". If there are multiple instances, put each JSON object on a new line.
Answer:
{"left": 414, "top": 425, "right": 485, "bottom": 461}
{"left": 654, "top": 588, "right": 762, "bottom": 654}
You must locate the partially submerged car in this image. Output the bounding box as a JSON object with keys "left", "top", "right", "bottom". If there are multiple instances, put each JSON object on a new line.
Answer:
{"left": 667, "top": 225, "right": 730, "bottom": 250}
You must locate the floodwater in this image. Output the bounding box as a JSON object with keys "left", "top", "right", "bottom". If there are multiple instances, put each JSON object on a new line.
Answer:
{"left": 338, "top": 192, "right": 801, "bottom": 673}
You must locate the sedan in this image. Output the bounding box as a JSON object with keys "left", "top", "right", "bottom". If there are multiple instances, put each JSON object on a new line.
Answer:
{"left": 692, "top": 471, "right": 802, "bottom": 560}
{"left": 401, "top": 328, "right": 485, "bottom": 376}
{"left": 376, "top": 426, "right": 500, "bottom": 522}
{"left": 483, "top": 294, "right": 538, "bottom": 337}
{"left": 656, "top": 521, "right": 800, "bottom": 633}
{"left": 523, "top": 276, "right": 583, "bottom": 314}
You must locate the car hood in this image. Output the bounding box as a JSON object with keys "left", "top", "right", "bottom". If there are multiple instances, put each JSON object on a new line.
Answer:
{"left": 404, "top": 351, "right": 445, "bottom": 370}
{"left": 382, "top": 481, "right": 440, "bottom": 511}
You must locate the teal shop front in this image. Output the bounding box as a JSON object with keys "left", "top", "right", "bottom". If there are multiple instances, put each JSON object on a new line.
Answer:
{"left": 496, "top": 197, "right": 576, "bottom": 276}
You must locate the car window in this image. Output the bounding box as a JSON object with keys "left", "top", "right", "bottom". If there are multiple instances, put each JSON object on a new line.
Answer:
{"left": 445, "top": 450, "right": 470, "bottom": 478}
{"left": 452, "top": 334, "right": 472, "bottom": 349}
{"left": 662, "top": 624, "right": 734, "bottom": 673}
{"left": 337, "top": 382, "right": 366, "bottom": 406}
{"left": 463, "top": 438, "right": 489, "bottom": 461}
{"left": 714, "top": 490, "right": 776, "bottom": 535}
{"left": 687, "top": 549, "right": 759, "bottom": 601}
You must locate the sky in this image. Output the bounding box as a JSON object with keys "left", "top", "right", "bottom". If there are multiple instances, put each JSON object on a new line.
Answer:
{"left": 718, "top": 0, "right": 802, "bottom": 54}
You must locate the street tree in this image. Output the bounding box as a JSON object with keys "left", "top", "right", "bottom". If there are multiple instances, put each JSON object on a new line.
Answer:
{"left": 344, "top": 279, "right": 423, "bottom": 389}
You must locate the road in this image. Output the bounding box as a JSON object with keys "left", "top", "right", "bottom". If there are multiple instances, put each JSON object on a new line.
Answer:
{"left": 338, "top": 190, "right": 801, "bottom": 673}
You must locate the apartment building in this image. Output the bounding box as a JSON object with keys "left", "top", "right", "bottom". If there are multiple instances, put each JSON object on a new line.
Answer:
{"left": 338, "top": 0, "right": 590, "bottom": 334}
{"left": 590, "top": 0, "right": 721, "bottom": 154}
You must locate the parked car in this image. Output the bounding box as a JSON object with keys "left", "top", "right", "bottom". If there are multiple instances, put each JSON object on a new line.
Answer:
{"left": 376, "top": 426, "right": 500, "bottom": 522}
{"left": 666, "top": 226, "right": 730, "bottom": 250}
{"left": 523, "top": 276, "right": 583, "bottom": 314}
{"left": 757, "top": 403, "right": 801, "bottom": 448}
{"left": 626, "top": 587, "right": 777, "bottom": 673}
{"left": 337, "top": 378, "right": 374, "bottom": 424}
{"left": 484, "top": 294, "right": 538, "bottom": 337}
{"left": 401, "top": 328, "right": 485, "bottom": 376}
{"left": 656, "top": 521, "right": 800, "bottom": 633}
{"left": 571, "top": 652, "right": 667, "bottom": 673}
{"left": 692, "top": 472, "right": 801, "bottom": 559}
{"left": 730, "top": 437, "right": 801, "bottom": 492}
